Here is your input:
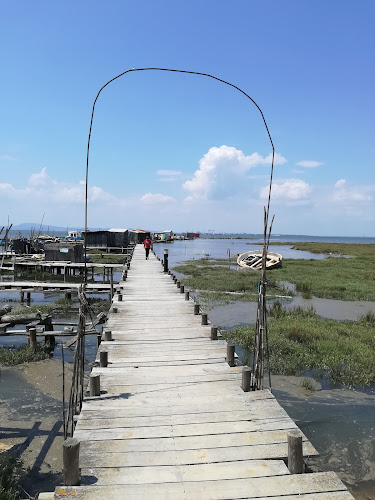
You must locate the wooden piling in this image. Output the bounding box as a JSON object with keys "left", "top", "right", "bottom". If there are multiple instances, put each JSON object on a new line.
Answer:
{"left": 163, "top": 249, "right": 168, "bottom": 273}
{"left": 104, "top": 330, "right": 112, "bottom": 341}
{"left": 288, "top": 431, "right": 304, "bottom": 474}
{"left": 227, "top": 343, "right": 235, "bottom": 367}
{"left": 90, "top": 374, "right": 100, "bottom": 396}
{"left": 194, "top": 304, "right": 200, "bottom": 315}
{"left": 185, "top": 291, "right": 189, "bottom": 301}
{"left": 180, "top": 285, "right": 184, "bottom": 293}
{"left": 63, "top": 438, "right": 80, "bottom": 486}
{"left": 176, "top": 281, "right": 181, "bottom": 288}
{"left": 201, "top": 313, "right": 208, "bottom": 325}
{"left": 100, "top": 350, "right": 108, "bottom": 367}
{"left": 29, "top": 327, "right": 37, "bottom": 350}
{"left": 96, "top": 334, "right": 102, "bottom": 349}
{"left": 241, "top": 366, "right": 251, "bottom": 392}
{"left": 210, "top": 326, "right": 218, "bottom": 340}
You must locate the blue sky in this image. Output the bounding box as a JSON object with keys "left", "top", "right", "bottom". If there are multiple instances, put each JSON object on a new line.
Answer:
{"left": 1, "top": 1, "right": 374, "bottom": 236}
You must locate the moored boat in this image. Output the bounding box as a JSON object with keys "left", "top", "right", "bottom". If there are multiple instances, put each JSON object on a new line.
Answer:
{"left": 237, "top": 250, "right": 282, "bottom": 270}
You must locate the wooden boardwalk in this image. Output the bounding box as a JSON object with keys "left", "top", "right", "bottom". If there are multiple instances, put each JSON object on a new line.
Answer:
{"left": 55, "top": 245, "right": 353, "bottom": 499}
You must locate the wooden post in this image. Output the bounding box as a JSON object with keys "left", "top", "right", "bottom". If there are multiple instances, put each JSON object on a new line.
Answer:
{"left": 90, "top": 374, "right": 100, "bottom": 396}
{"left": 194, "top": 304, "right": 200, "bottom": 315}
{"left": 211, "top": 326, "right": 218, "bottom": 340}
{"left": 227, "top": 343, "right": 235, "bottom": 367}
{"left": 180, "top": 285, "right": 184, "bottom": 293}
{"left": 26, "top": 292, "right": 31, "bottom": 304}
{"left": 104, "top": 330, "right": 112, "bottom": 341}
{"left": 241, "top": 366, "right": 251, "bottom": 392}
{"left": 185, "top": 291, "right": 190, "bottom": 301}
{"left": 110, "top": 269, "right": 114, "bottom": 298}
{"left": 100, "top": 350, "right": 108, "bottom": 367}
{"left": 29, "top": 327, "right": 37, "bottom": 350}
{"left": 63, "top": 438, "right": 80, "bottom": 486}
{"left": 65, "top": 292, "right": 72, "bottom": 300}
{"left": 176, "top": 281, "right": 181, "bottom": 288}
{"left": 20, "top": 291, "right": 24, "bottom": 303}
{"left": 201, "top": 313, "right": 208, "bottom": 325}
{"left": 118, "top": 293, "right": 123, "bottom": 302}
{"left": 112, "top": 306, "right": 118, "bottom": 313}
{"left": 163, "top": 249, "right": 168, "bottom": 273}
{"left": 288, "top": 431, "right": 304, "bottom": 474}
{"left": 96, "top": 333, "right": 102, "bottom": 349}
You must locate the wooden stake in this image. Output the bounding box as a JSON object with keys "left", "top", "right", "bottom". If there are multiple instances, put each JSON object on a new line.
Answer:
{"left": 90, "top": 374, "right": 100, "bottom": 396}
{"left": 227, "top": 343, "right": 235, "bottom": 367}
{"left": 288, "top": 431, "right": 304, "bottom": 474}
{"left": 63, "top": 438, "right": 80, "bottom": 486}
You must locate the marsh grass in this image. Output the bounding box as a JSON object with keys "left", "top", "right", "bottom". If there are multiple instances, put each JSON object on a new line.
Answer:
{"left": 0, "top": 454, "right": 25, "bottom": 499}
{"left": 224, "top": 302, "right": 375, "bottom": 387}
{"left": 0, "top": 345, "right": 50, "bottom": 366}
{"left": 300, "top": 378, "right": 315, "bottom": 392}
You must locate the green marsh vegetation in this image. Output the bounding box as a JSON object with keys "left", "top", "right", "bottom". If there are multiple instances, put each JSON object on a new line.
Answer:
{"left": 174, "top": 258, "right": 289, "bottom": 307}
{"left": 0, "top": 344, "right": 50, "bottom": 366}
{"left": 269, "top": 242, "right": 375, "bottom": 301}
{"left": 175, "top": 242, "right": 375, "bottom": 302}
{"left": 224, "top": 302, "right": 375, "bottom": 387}
{"left": 0, "top": 454, "right": 26, "bottom": 499}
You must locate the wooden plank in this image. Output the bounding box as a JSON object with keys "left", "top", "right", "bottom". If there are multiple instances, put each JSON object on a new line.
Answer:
{"left": 74, "top": 417, "right": 299, "bottom": 441}
{"left": 55, "top": 473, "right": 350, "bottom": 499}
{"left": 80, "top": 442, "right": 318, "bottom": 467}
{"left": 79, "top": 429, "right": 316, "bottom": 454}
{"left": 80, "top": 460, "right": 290, "bottom": 485}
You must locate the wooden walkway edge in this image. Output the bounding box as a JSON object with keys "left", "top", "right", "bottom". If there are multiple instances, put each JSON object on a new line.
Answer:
{"left": 54, "top": 245, "right": 353, "bottom": 499}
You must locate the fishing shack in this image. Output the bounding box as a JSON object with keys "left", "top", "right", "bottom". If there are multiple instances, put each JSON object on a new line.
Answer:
{"left": 129, "top": 229, "right": 151, "bottom": 244}
{"left": 82, "top": 229, "right": 129, "bottom": 250}
{"left": 44, "top": 242, "right": 84, "bottom": 263}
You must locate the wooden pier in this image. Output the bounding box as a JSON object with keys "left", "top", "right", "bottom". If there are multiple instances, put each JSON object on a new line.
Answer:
{"left": 55, "top": 245, "right": 353, "bottom": 499}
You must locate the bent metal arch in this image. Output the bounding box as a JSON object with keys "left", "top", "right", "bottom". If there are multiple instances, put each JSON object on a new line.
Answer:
{"left": 84, "top": 67, "right": 275, "bottom": 390}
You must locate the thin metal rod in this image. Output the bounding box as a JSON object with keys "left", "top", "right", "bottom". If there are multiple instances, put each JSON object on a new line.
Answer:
{"left": 84, "top": 67, "right": 275, "bottom": 285}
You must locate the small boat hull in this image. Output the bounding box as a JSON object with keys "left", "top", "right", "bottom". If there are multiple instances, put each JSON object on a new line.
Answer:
{"left": 237, "top": 250, "right": 282, "bottom": 270}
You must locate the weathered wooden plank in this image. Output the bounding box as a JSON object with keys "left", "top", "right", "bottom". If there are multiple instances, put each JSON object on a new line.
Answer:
{"left": 55, "top": 472, "right": 350, "bottom": 499}
{"left": 79, "top": 429, "right": 315, "bottom": 454}
{"left": 80, "top": 460, "right": 290, "bottom": 485}
{"left": 75, "top": 404, "right": 289, "bottom": 429}
{"left": 74, "top": 417, "right": 298, "bottom": 441}
{"left": 80, "top": 442, "right": 318, "bottom": 468}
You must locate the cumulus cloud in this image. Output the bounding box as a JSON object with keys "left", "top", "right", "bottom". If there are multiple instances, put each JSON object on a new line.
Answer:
{"left": 157, "top": 169, "right": 182, "bottom": 182}
{"left": 333, "top": 179, "right": 373, "bottom": 203}
{"left": 297, "top": 160, "right": 323, "bottom": 168}
{"left": 260, "top": 178, "right": 311, "bottom": 201}
{"left": 0, "top": 168, "right": 117, "bottom": 205}
{"left": 183, "top": 145, "right": 286, "bottom": 201}
{"left": 140, "top": 193, "right": 176, "bottom": 204}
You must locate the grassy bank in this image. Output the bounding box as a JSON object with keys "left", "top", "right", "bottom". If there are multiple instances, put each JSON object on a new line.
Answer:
{"left": 0, "top": 344, "right": 50, "bottom": 366}
{"left": 224, "top": 303, "right": 375, "bottom": 387}
{"left": 174, "top": 242, "right": 375, "bottom": 302}
{"left": 7, "top": 297, "right": 110, "bottom": 316}
{"left": 0, "top": 454, "right": 26, "bottom": 499}
{"left": 174, "top": 258, "right": 289, "bottom": 306}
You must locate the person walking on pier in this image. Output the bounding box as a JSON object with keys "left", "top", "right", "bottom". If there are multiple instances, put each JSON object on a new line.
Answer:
{"left": 144, "top": 237, "right": 152, "bottom": 260}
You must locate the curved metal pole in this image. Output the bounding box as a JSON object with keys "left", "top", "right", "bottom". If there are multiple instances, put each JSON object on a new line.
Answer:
{"left": 84, "top": 67, "right": 275, "bottom": 280}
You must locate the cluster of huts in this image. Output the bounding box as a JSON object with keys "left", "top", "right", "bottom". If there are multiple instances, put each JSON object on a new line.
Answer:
{"left": 9, "top": 228, "right": 199, "bottom": 264}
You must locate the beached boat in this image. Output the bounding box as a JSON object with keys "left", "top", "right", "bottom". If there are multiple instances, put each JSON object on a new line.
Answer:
{"left": 237, "top": 250, "right": 282, "bottom": 270}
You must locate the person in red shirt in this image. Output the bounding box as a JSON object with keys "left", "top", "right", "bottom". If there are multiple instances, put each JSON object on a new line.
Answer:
{"left": 144, "top": 237, "right": 153, "bottom": 260}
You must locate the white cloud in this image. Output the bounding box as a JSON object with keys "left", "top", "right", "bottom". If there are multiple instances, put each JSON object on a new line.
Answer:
{"left": 260, "top": 178, "right": 311, "bottom": 201}
{"left": 140, "top": 193, "right": 176, "bottom": 204}
{"left": 183, "top": 145, "right": 286, "bottom": 201}
{"left": 28, "top": 167, "right": 53, "bottom": 187}
{"left": 157, "top": 169, "right": 182, "bottom": 182}
{"left": 333, "top": 179, "right": 373, "bottom": 203}
{"left": 297, "top": 160, "right": 323, "bottom": 168}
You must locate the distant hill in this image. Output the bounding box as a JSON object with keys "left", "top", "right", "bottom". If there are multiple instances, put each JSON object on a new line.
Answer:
{"left": 11, "top": 223, "right": 70, "bottom": 231}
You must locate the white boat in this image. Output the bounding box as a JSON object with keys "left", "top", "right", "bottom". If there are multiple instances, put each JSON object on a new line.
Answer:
{"left": 237, "top": 250, "right": 282, "bottom": 270}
